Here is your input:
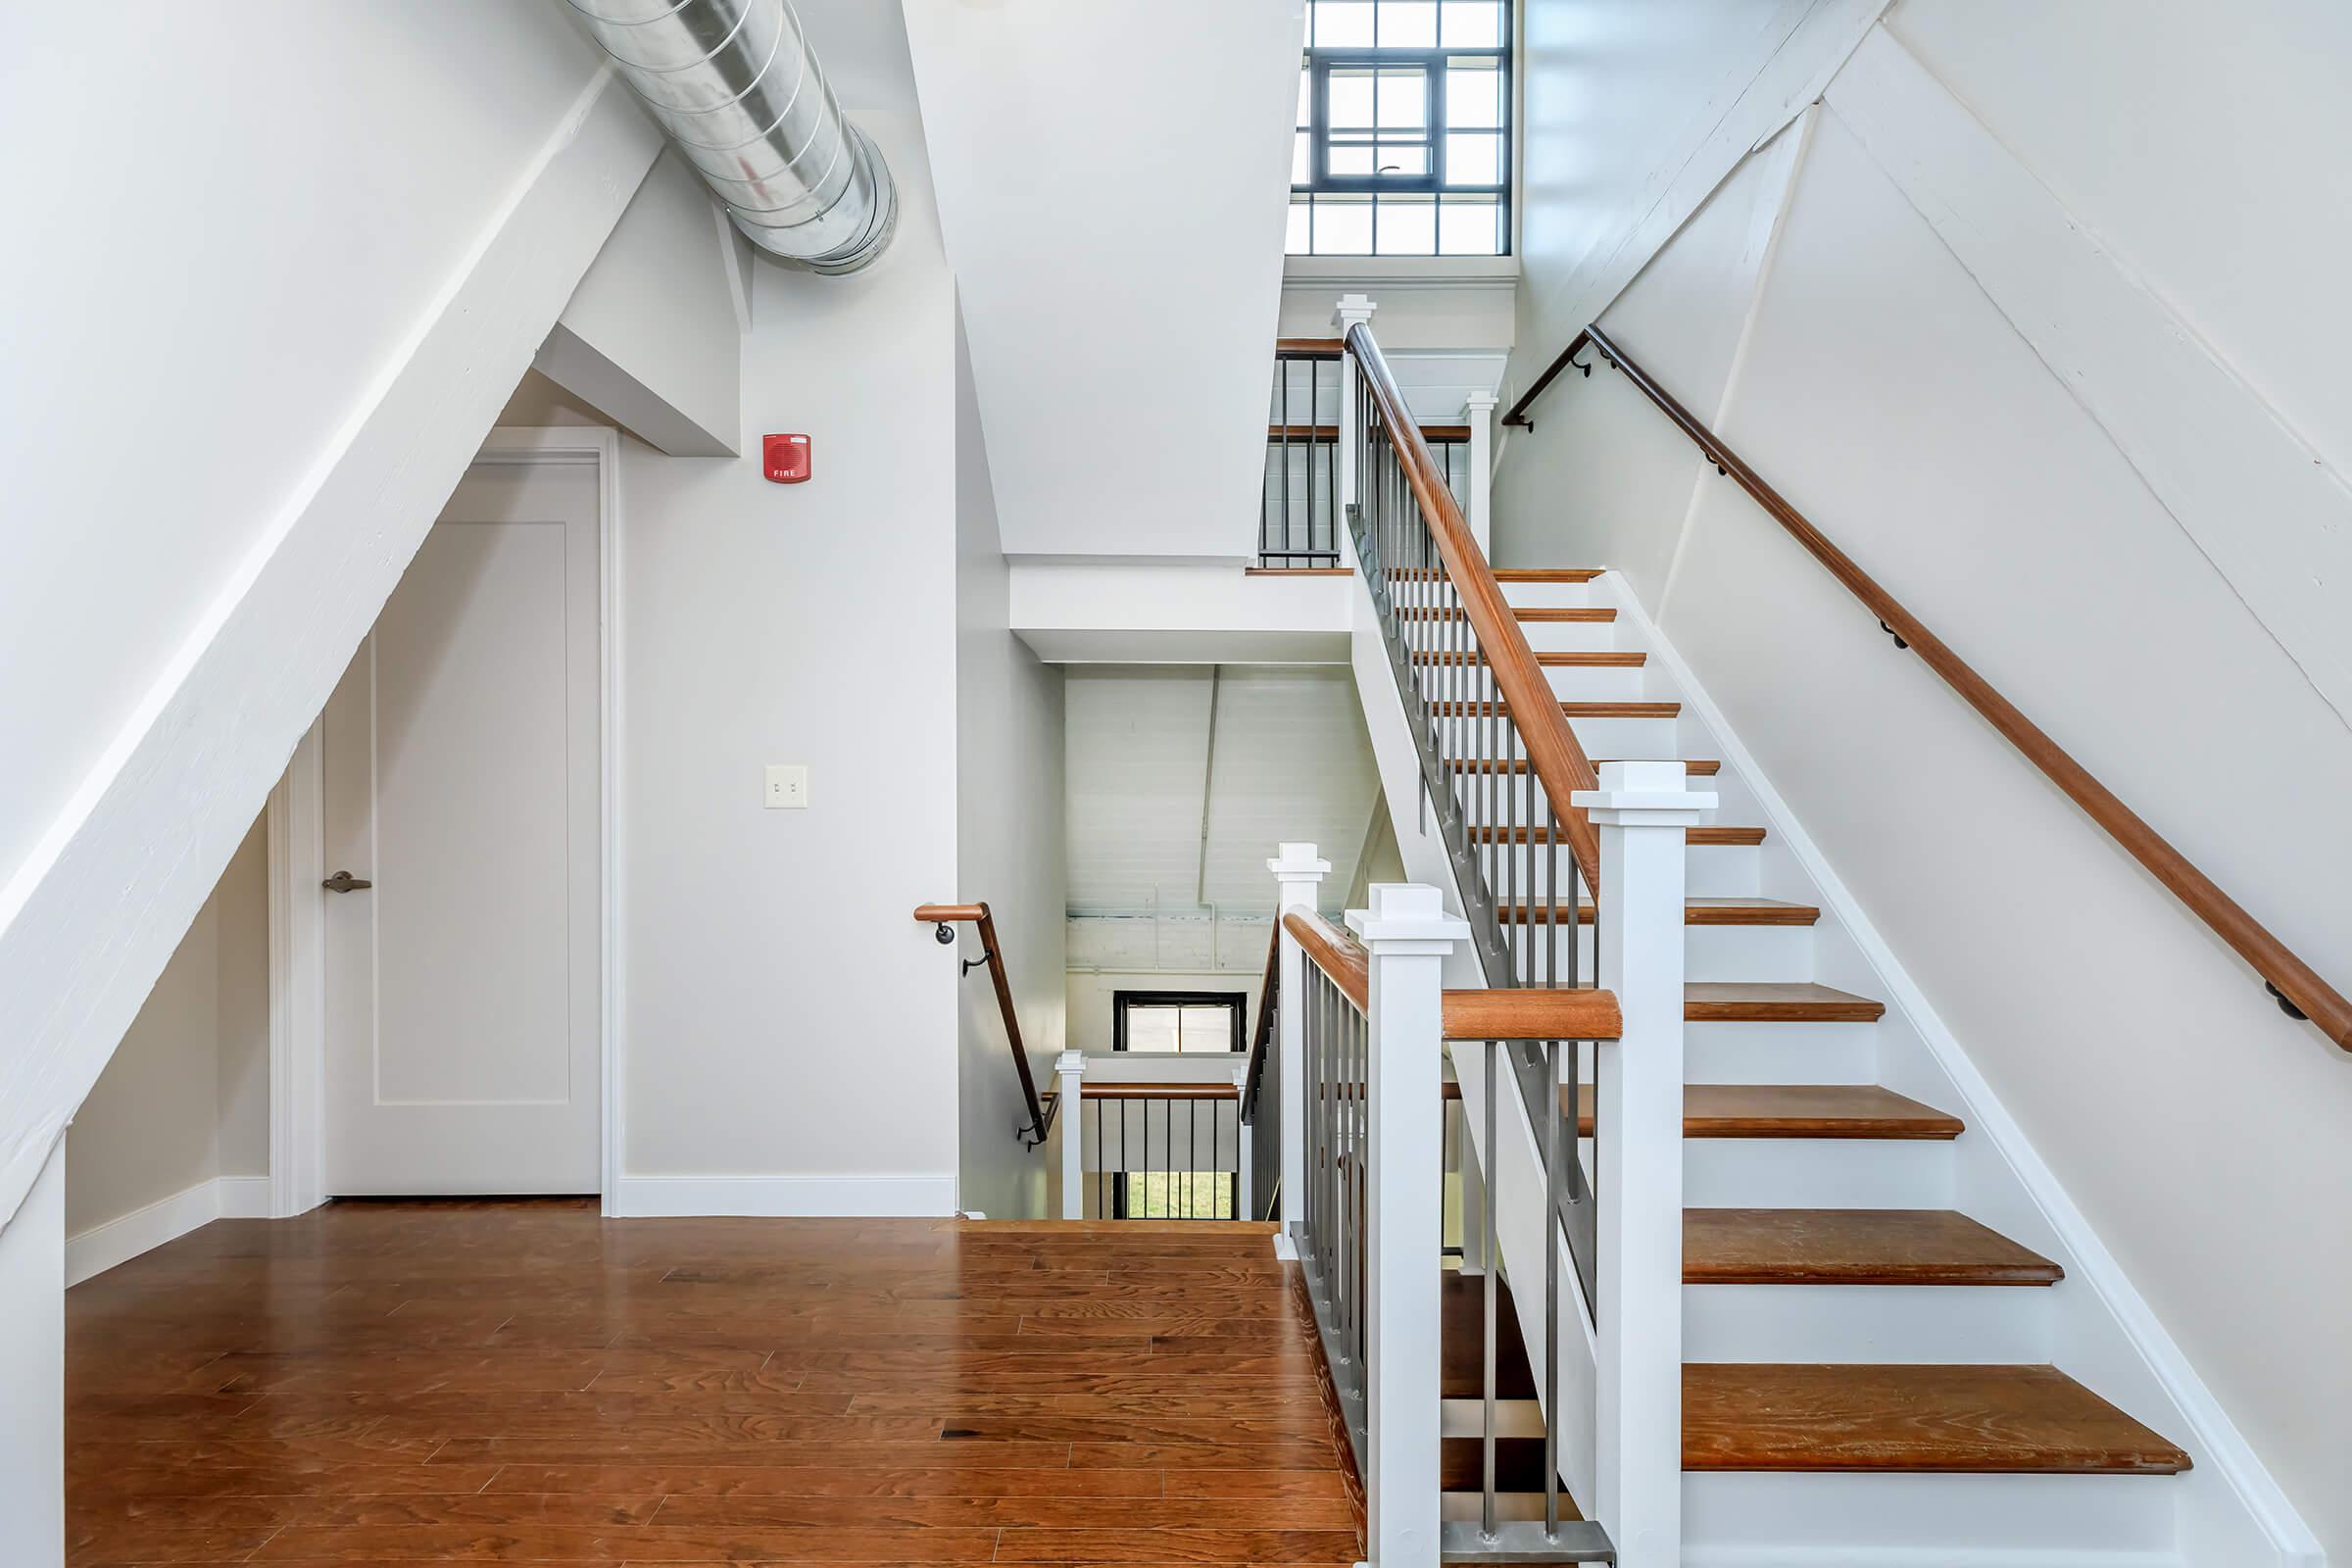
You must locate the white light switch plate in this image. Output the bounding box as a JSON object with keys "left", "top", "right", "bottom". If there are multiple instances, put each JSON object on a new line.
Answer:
{"left": 764, "top": 764, "right": 808, "bottom": 809}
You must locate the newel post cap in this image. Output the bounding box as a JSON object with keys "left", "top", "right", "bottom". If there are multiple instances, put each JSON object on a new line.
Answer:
{"left": 1332, "top": 292, "right": 1378, "bottom": 332}
{"left": 1268, "top": 842, "right": 1332, "bottom": 879}
{"left": 1571, "top": 760, "right": 1718, "bottom": 824}
{"left": 1054, "top": 1051, "right": 1087, "bottom": 1078}
{"left": 1346, "top": 882, "right": 1471, "bottom": 952}
{"left": 1462, "top": 388, "right": 1499, "bottom": 414}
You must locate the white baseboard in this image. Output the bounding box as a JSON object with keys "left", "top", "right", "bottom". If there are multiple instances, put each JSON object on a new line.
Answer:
{"left": 65, "top": 1175, "right": 268, "bottom": 1287}
{"left": 214, "top": 1175, "right": 274, "bottom": 1220}
{"left": 610, "top": 1174, "right": 958, "bottom": 1218}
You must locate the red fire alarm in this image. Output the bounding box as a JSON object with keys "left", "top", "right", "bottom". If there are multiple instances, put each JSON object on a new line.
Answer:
{"left": 762, "top": 433, "right": 812, "bottom": 484}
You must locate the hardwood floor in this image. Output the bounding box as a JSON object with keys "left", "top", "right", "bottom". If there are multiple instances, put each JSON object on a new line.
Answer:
{"left": 65, "top": 1201, "right": 1361, "bottom": 1566}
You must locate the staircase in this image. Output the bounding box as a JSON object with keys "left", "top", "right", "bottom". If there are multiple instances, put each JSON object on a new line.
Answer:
{"left": 1396, "top": 559, "right": 2195, "bottom": 1561}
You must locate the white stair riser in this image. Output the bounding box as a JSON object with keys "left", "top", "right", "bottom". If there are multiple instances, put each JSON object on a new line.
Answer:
{"left": 1564, "top": 714, "right": 1679, "bottom": 755}
{"left": 1453, "top": 840, "right": 1757, "bottom": 899}
{"left": 1685, "top": 1282, "right": 2053, "bottom": 1364}
{"left": 1684, "top": 1138, "right": 1952, "bottom": 1208}
{"left": 1683, "top": 1472, "right": 2180, "bottom": 1564}
{"left": 1686, "top": 1020, "right": 1877, "bottom": 1084}
{"left": 1500, "top": 924, "right": 1814, "bottom": 984}
{"left": 1514, "top": 620, "right": 1622, "bottom": 654}
{"left": 1541, "top": 663, "right": 1647, "bottom": 701}
{"left": 1495, "top": 582, "right": 1596, "bottom": 611}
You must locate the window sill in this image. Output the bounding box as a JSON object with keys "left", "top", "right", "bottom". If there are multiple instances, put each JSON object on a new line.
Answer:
{"left": 1281, "top": 254, "right": 1520, "bottom": 285}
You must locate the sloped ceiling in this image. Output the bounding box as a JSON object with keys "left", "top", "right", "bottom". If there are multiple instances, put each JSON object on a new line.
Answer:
{"left": 903, "top": 0, "right": 1305, "bottom": 561}
{"left": 1066, "top": 666, "right": 1381, "bottom": 916}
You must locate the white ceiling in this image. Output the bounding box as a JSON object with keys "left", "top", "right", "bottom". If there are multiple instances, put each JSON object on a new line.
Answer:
{"left": 1066, "top": 665, "right": 1382, "bottom": 916}
{"left": 903, "top": 0, "right": 1306, "bottom": 562}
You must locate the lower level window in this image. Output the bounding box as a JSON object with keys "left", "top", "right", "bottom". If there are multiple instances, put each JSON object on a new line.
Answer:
{"left": 1112, "top": 990, "right": 1247, "bottom": 1053}
{"left": 1114, "top": 1171, "right": 1238, "bottom": 1220}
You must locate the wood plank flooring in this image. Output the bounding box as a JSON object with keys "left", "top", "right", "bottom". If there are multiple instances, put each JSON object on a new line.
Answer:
{"left": 65, "top": 1200, "right": 1362, "bottom": 1567}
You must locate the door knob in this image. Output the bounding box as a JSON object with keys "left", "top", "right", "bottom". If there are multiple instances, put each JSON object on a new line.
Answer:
{"left": 321, "top": 871, "right": 372, "bottom": 893}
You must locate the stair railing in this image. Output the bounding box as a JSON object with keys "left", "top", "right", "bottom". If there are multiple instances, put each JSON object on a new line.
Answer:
{"left": 1279, "top": 791, "right": 1697, "bottom": 1566}
{"left": 913, "top": 903, "right": 1052, "bottom": 1149}
{"left": 1336, "top": 300, "right": 1616, "bottom": 1310}
{"left": 1050, "top": 1054, "right": 1249, "bottom": 1221}
{"left": 1239, "top": 917, "right": 1283, "bottom": 1220}
{"left": 1502, "top": 322, "right": 2352, "bottom": 1051}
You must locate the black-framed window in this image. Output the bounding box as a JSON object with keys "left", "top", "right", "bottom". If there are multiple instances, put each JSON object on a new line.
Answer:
{"left": 1111, "top": 991, "right": 1248, "bottom": 1054}
{"left": 1289, "top": 0, "right": 1512, "bottom": 258}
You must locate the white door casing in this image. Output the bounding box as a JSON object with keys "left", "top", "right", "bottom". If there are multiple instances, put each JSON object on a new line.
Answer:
{"left": 320, "top": 459, "right": 603, "bottom": 1194}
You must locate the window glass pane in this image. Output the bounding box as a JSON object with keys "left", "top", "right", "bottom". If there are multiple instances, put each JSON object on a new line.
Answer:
{"left": 1440, "top": 0, "right": 1502, "bottom": 47}
{"left": 1445, "top": 130, "right": 1499, "bottom": 186}
{"left": 1446, "top": 58, "right": 1501, "bottom": 127}
{"left": 1377, "top": 193, "right": 1437, "bottom": 256}
{"left": 1125, "top": 1007, "right": 1180, "bottom": 1053}
{"left": 1375, "top": 67, "right": 1427, "bottom": 129}
{"left": 1297, "top": 64, "right": 1313, "bottom": 127}
{"left": 1314, "top": 0, "right": 1374, "bottom": 47}
{"left": 1439, "top": 193, "right": 1500, "bottom": 255}
{"left": 1378, "top": 0, "right": 1437, "bottom": 47}
{"left": 1286, "top": 195, "right": 1312, "bottom": 253}
{"left": 1293, "top": 131, "right": 1313, "bottom": 185}
{"left": 1329, "top": 67, "right": 1376, "bottom": 128}
{"left": 1329, "top": 136, "right": 1376, "bottom": 176}
{"left": 1176, "top": 1006, "right": 1234, "bottom": 1052}
{"left": 1316, "top": 193, "right": 1373, "bottom": 254}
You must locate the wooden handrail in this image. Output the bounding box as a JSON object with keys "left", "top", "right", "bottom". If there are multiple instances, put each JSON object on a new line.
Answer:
{"left": 1062, "top": 1082, "right": 1241, "bottom": 1101}
{"left": 914, "top": 903, "right": 1053, "bottom": 1143}
{"left": 1284, "top": 909, "right": 1624, "bottom": 1042}
{"left": 1286, "top": 909, "right": 1370, "bottom": 1012}
{"left": 1346, "top": 321, "right": 1604, "bottom": 897}
{"left": 1240, "top": 922, "right": 1281, "bottom": 1120}
{"left": 1505, "top": 322, "right": 2352, "bottom": 1049}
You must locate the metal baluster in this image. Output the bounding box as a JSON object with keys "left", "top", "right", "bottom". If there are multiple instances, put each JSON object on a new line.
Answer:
{"left": 1544, "top": 1036, "right": 1561, "bottom": 1541}
{"left": 1482, "top": 1036, "right": 1499, "bottom": 1541}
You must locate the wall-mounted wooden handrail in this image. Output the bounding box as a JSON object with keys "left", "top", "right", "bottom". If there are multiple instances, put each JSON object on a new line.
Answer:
{"left": 914, "top": 903, "right": 1053, "bottom": 1144}
{"left": 1284, "top": 909, "right": 1625, "bottom": 1042}
{"left": 1503, "top": 322, "right": 2352, "bottom": 1050}
{"left": 1347, "top": 321, "right": 1604, "bottom": 897}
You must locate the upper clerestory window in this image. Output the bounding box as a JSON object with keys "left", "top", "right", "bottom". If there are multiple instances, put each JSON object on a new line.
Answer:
{"left": 1289, "top": 0, "right": 1512, "bottom": 258}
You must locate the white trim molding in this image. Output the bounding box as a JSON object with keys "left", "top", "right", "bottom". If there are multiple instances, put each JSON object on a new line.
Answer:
{"left": 64, "top": 1175, "right": 272, "bottom": 1289}
{"left": 610, "top": 1174, "right": 960, "bottom": 1219}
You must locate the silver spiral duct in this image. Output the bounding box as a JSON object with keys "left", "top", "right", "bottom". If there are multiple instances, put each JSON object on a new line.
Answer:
{"left": 567, "top": 0, "right": 897, "bottom": 274}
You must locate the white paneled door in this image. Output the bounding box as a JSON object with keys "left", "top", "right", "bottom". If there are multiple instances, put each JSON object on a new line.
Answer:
{"left": 321, "top": 460, "right": 601, "bottom": 1194}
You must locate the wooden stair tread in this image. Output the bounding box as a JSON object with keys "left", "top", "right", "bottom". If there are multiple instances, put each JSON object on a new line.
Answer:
{"left": 1567, "top": 1083, "right": 1964, "bottom": 1140}
{"left": 1492, "top": 568, "right": 1603, "bottom": 582}
{"left": 1684, "top": 1208, "right": 2061, "bottom": 1285}
{"left": 1683, "top": 1364, "right": 2190, "bottom": 1474}
{"left": 1685, "top": 981, "right": 1886, "bottom": 1022}
{"left": 1471, "top": 823, "right": 1762, "bottom": 847}
{"left": 1414, "top": 650, "right": 1646, "bottom": 667}
{"left": 1496, "top": 898, "right": 1821, "bottom": 926}
{"left": 1430, "top": 700, "right": 1681, "bottom": 717}
{"left": 1446, "top": 758, "right": 1721, "bottom": 776}
{"left": 1441, "top": 1271, "right": 1537, "bottom": 1399}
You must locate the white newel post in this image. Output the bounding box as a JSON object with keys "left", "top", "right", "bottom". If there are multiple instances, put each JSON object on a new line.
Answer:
{"left": 1572, "top": 761, "right": 1711, "bottom": 1567}
{"left": 1266, "top": 843, "right": 1330, "bottom": 1258}
{"left": 1332, "top": 293, "right": 1378, "bottom": 562}
{"left": 1054, "top": 1051, "right": 1086, "bottom": 1221}
{"left": 1349, "top": 883, "right": 1469, "bottom": 1568}
{"left": 1462, "top": 390, "right": 1497, "bottom": 556}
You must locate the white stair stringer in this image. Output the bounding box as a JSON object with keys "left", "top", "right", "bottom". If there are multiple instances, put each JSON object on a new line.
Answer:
{"left": 1343, "top": 564, "right": 2316, "bottom": 1567}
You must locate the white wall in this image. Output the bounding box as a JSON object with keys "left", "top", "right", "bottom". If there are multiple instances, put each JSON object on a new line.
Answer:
{"left": 536, "top": 148, "right": 747, "bottom": 458}
{"left": 0, "top": 1146, "right": 64, "bottom": 1566}
{"left": 64, "top": 815, "right": 270, "bottom": 1242}
{"left": 903, "top": 0, "right": 1304, "bottom": 561}
{"left": 614, "top": 111, "right": 963, "bottom": 1215}
{"left": 1496, "top": 5, "right": 2350, "bottom": 1553}
{"left": 955, "top": 305, "right": 1068, "bottom": 1220}
{"left": 0, "top": 7, "right": 660, "bottom": 1234}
